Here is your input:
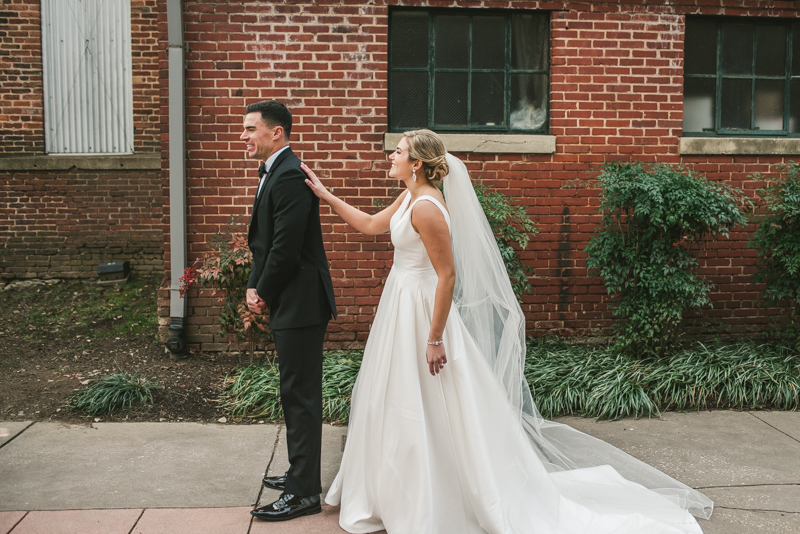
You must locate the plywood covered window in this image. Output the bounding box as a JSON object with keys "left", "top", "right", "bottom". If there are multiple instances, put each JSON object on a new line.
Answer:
{"left": 41, "top": 0, "right": 133, "bottom": 154}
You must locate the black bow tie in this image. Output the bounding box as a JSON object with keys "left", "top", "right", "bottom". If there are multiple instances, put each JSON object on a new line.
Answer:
{"left": 258, "top": 163, "right": 268, "bottom": 179}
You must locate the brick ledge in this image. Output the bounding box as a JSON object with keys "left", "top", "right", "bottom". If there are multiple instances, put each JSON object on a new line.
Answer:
{"left": 0, "top": 154, "right": 161, "bottom": 171}
{"left": 679, "top": 137, "right": 800, "bottom": 156}
{"left": 384, "top": 133, "right": 556, "bottom": 154}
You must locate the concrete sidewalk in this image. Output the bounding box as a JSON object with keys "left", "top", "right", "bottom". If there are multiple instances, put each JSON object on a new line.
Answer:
{"left": 0, "top": 412, "right": 798, "bottom": 533}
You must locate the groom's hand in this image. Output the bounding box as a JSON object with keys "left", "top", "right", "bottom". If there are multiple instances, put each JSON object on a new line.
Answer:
{"left": 246, "top": 288, "right": 268, "bottom": 314}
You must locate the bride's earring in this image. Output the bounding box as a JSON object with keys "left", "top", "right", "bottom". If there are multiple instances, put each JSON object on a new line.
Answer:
{"left": 413, "top": 169, "right": 417, "bottom": 182}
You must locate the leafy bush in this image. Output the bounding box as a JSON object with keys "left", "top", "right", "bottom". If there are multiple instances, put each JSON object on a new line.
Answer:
{"left": 473, "top": 183, "right": 539, "bottom": 302}
{"left": 69, "top": 370, "right": 161, "bottom": 416}
{"left": 749, "top": 162, "right": 800, "bottom": 348}
{"left": 576, "top": 162, "right": 749, "bottom": 356}
{"left": 191, "top": 215, "right": 271, "bottom": 364}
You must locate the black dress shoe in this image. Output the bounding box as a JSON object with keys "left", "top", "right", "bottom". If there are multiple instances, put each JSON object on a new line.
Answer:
{"left": 251, "top": 492, "right": 321, "bottom": 522}
{"left": 262, "top": 472, "right": 287, "bottom": 490}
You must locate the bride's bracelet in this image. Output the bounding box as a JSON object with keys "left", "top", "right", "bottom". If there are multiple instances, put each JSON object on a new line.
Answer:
{"left": 427, "top": 340, "right": 444, "bottom": 346}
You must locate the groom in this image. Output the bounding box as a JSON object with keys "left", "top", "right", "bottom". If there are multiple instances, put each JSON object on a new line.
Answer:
{"left": 242, "top": 100, "right": 336, "bottom": 521}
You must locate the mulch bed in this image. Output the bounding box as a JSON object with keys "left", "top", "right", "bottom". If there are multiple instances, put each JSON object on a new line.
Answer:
{"left": 0, "top": 277, "right": 265, "bottom": 425}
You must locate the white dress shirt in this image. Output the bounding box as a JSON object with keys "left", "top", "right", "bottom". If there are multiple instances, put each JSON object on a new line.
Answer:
{"left": 257, "top": 145, "right": 290, "bottom": 198}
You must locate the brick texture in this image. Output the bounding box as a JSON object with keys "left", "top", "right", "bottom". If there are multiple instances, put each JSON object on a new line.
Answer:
{"left": 153, "top": 0, "right": 800, "bottom": 351}
{"left": 0, "top": 0, "right": 164, "bottom": 280}
{"left": 0, "top": 169, "right": 163, "bottom": 279}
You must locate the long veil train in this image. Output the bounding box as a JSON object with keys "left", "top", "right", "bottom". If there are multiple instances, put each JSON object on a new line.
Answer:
{"left": 442, "top": 153, "right": 713, "bottom": 520}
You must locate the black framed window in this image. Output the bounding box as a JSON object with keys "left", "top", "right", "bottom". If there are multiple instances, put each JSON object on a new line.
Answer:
{"left": 389, "top": 9, "right": 549, "bottom": 133}
{"left": 684, "top": 17, "right": 800, "bottom": 136}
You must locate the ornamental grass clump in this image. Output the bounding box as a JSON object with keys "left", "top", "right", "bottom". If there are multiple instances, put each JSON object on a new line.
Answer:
{"left": 749, "top": 162, "right": 800, "bottom": 350}
{"left": 575, "top": 162, "right": 750, "bottom": 357}
{"left": 69, "top": 370, "right": 161, "bottom": 416}
{"left": 525, "top": 339, "right": 800, "bottom": 420}
{"left": 220, "top": 351, "right": 362, "bottom": 425}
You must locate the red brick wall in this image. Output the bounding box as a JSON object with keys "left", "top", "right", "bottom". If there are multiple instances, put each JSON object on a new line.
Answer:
{"left": 0, "top": 0, "right": 163, "bottom": 281}
{"left": 0, "top": 169, "right": 163, "bottom": 279}
{"left": 159, "top": 1, "right": 800, "bottom": 350}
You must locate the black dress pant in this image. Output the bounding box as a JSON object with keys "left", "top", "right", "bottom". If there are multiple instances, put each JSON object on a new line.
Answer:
{"left": 272, "top": 320, "right": 328, "bottom": 497}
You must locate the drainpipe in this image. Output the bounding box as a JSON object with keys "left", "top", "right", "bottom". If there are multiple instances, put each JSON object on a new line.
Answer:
{"left": 166, "top": 0, "right": 187, "bottom": 358}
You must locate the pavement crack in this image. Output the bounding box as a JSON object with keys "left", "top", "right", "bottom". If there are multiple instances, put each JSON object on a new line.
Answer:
{"left": 253, "top": 424, "right": 283, "bottom": 508}
{"left": 6, "top": 511, "right": 28, "bottom": 533}
{"left": 716, "top": 505, "right": 800, "bottom": 514}
{"left": 748, "top": 412, "right": 800, "bottom": 446}
{"left": 696, "top": 483, "right": 800, "bottom": 490}
{"left": 127, "top": 509, "right": 145, "bottom": 534}
{"left": 0, "top": 421, "right": 36, "bottom": 452}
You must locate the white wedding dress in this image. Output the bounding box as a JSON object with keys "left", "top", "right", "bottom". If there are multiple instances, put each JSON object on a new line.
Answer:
{"left": 325, "top": 166, "right": 710, "bottom": 533}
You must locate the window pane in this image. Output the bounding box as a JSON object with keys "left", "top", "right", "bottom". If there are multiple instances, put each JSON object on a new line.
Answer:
{"left": 754, "top": 79, "right": 785, "bottom": 131}
{"left": 683, "top": 78, "right": 716, "bottom": 133}
{"left": 722, "top": 24, "right": 754, "bottom": 75}
{"left": 511, "top": 14, "right": 547, "bottom": 71}
{"left": 471, "top": 72, "right": 505, "bottom": 126}
{"left": 721, "top": 78, "right": 752, "bottom": 129}
{"left": 510, "top": 73, "right": 547, "bottom": 130}
{"left": 391, "top": 11, "right": 429, "bottom": 69}
{"left": 434, "top": 72, "right": 468, "bottom": 125}
{"left": 472, "top": 16, "right": 505, "bottom": 69}
{"left": 685, "top": 19, "right": 717, "bottom": 75}
{"left": 793, "top": 23, "right": 800, "bottom": 76}
{"left": 435, "top": 16, "right": 469, "bottom": 69}
{"left": 790, "top": 80, "right": 800, "bottom": 133}
{"left": 756, "top": 26, "right": 786, "bottom": 77}
{"left": 391, "top": 71, "right": 429, "bottom": 129}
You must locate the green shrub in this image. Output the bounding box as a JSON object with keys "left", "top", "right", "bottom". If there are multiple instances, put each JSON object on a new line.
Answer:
{"left": 749, "top": 162, "right": 800, "bottom": 349}
{"left": 576, "top": 162, "right": 750, "bottom": 356}
{"left": 69, "top": 370, "right": 161, "bottom": 416}
{"left": 192, "top": 215, "right": 271, "bottom": 364}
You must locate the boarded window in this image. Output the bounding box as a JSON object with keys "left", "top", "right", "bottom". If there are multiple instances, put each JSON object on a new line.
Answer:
{"left": 41, "top": 0, "right": 134, "bottom": 153}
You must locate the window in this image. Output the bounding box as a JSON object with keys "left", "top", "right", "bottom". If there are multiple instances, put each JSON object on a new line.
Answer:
{"left": 388, "top": 9, "right": 549, "bottom": 133}
{"left": 684, "top": 17, "right": 800, "bottom": 136}
{"left": 41, "top": 0, "right": 134, "bottom": 153}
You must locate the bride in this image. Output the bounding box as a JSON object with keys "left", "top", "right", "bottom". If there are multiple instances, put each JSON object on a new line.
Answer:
{"left": 301, "top": 129, "right": 712, "bottom": 534}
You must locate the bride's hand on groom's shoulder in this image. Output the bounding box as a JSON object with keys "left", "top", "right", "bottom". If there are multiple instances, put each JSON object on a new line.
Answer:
{"left": 300, "top": 162, "right": 330, "bottom": 200}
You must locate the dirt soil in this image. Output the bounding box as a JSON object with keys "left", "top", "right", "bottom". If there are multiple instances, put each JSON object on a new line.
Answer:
{"left": 0, "top": 276, "right": 260, "bottom": 425}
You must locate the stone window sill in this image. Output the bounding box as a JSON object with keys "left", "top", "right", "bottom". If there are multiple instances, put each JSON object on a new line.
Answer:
{"left": 0, "top": 154, "right": 161, "bottom": 171}
{"left": 384, "top": 133, "right": 556, "bottom": 154}
{"left": 679, "top": 137, "right": 800, "bottom": 156}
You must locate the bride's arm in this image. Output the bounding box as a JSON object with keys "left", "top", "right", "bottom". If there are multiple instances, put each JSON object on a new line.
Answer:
{"left": 412, "top": 202, "right": 455, "bottom": 376}
{"left": 301, "top": 162, "right": 407, "bottom": 235}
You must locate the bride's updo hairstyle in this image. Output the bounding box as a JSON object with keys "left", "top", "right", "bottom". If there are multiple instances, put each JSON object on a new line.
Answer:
{"left": 403, "top": 129, "right": 449, "bottom": 184}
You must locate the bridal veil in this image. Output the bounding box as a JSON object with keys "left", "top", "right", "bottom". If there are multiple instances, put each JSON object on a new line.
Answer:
{"left": 442, "top": 153, "right": 713, "bottom": 520}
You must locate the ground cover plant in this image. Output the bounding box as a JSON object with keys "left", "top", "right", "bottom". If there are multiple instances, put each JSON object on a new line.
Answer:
{"left": 69, "top": 370, "right": 162, "bottom": 416}
{"left": 572, "top": 162, "right": 750, "bottom": 357}
{"left": 749, "top": 162, "right": 800, "bottom": 350}
{"left": 220, "top": 351, "right": 362, "bottom": 425}
{"left": 220, "top": 339, "right": 799, "bottom": 423}
{"left": 525, "top": 339, "right": 800, "bottom": 420}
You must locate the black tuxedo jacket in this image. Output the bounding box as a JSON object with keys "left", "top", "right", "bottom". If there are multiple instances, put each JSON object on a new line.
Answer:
{"left": 247, "top": 147, "right": 336, "bottom": 330}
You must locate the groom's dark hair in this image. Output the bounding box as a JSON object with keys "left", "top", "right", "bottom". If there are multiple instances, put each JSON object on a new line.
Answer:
{"left": 246, "top": 100, "right": 292, "bottom": 140}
